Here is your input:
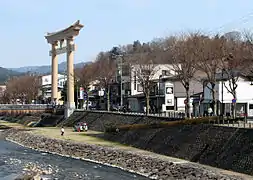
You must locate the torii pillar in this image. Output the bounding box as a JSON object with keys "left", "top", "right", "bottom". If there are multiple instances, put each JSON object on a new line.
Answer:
{"left": 45, "top": 20, "right": 84, "bottom": 118}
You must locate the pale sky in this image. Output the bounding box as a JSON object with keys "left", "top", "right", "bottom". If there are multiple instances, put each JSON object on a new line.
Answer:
{"left": 1, "top": 0, "right": 253, "bottom": 68}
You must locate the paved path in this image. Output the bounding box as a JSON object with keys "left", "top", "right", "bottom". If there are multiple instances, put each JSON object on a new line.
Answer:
{"left": 1, "top": 120, "right": 253, "bottom": 179}
{"left": 215, "top": 122, "right": 253, "bottom": 129}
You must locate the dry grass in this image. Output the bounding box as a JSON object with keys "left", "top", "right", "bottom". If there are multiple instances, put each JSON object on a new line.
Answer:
{"left": 0, "top": 120, "right": 26, "bottom": 129}
{"left": 25, "top": 127, "right": 130, "bottom": 149}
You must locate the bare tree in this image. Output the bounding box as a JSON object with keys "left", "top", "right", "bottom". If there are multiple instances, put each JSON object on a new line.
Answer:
{"left": 5, "top": 74, "right": 40, "bottom": 104}
{"left": 223, "top": 31, "right": 242, "bottom": 42}
{"left": 132, "top": 50, "right": 157, "bottom": 115}
{"left": 219, "top": 38, "right": 248, "bottom": 118}
{"left": 195, "top": 35, "right": 228, "bottom": 116}
{"left": 75, "top": 64, "right": 95, "bottom": 109}
{"left": 95, "top": 52, "right": 116, "bottom": 111}
{"left": 168, "top": 33, "right": 200, "bottom": 118}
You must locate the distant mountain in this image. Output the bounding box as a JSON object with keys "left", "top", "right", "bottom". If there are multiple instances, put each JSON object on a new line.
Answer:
{"left": 9, "top": 61, "right": 91, "bottom": 74}
{"left": 0, "top": 67, "right": 22, "bottom": 84}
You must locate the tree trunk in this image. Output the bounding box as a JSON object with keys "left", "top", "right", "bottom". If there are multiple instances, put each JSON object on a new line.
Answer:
{"left": 107, "top": 85, "right": 110, "bottom": 112}
{"left": 146, "top": 91, "right": 150, "bottom": 115}
{"left": 86, "top": 94, "right": 89, "bottom": 110}
{"left": 232, "top": 93, "right": 237, "bottom": 119}
{"left": 211, "top": 84, "right": 217, "bottom": 116}
{"left": 185, "top": 85, "right": 191, "bottom": 118}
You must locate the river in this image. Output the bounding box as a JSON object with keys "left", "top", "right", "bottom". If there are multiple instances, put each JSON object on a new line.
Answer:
{"left": 0, "top": 138, "right": 149, "bottom": 180}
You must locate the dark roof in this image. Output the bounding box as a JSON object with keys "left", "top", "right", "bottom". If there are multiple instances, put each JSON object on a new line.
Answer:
{"left": 201, "top": 70, "right": 245, "bottom": 81}
{"left": 128, "top": 93, "right": 145, "bottom": 98}
{"left": 190, "top": 92, "right": 203, "bottom": 98}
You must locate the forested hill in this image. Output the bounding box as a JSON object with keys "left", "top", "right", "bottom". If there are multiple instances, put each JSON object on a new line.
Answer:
{"left": 0, "top": 67, "right": 21, "bottom": 84}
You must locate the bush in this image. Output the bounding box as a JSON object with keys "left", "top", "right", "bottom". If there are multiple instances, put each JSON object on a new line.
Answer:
{"left": 106, "top": 116, "right": 222, "bottom": 132}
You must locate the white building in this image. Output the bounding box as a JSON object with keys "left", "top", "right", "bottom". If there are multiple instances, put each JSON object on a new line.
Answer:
{"left": 40, "top": 74, "right": 67, "bottom": 104}
{"left": 201, "top": 74, "right": 253, "bottom": 117}
{"left": 128, "top": 64, "right": 177, "bottom": 112}
{"left": 128, "top": 64, "right": 204, "bottom": 114}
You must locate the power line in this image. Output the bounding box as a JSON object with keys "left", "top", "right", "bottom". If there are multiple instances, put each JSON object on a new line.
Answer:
{"left": 206, "top": 10, "right": 253, "bottom": 35}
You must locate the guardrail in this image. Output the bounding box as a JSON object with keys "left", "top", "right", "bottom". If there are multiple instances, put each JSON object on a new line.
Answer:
{"left": 75, "top": 109, "right": 186, "bottom": 119}
{"left": 0, "top": 104, "right": 54, "bottom": 110}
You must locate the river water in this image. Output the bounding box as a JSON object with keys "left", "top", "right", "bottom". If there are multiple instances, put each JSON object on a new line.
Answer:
{"left": 0, "top": 138, "right": 149, "bottom": 180}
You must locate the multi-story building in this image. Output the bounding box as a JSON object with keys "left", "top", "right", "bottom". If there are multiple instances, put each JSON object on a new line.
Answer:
{"left": 127, "top": 64, "right": 176, "bottom": 112}
{"left": 200, "top": 73, "right": 253, "bottom": 118}
{"left": 39, "top": 74, "right": 66, "bottom": 104}
{"left": 126, "top": 64, "right": 204, "bottom": 114}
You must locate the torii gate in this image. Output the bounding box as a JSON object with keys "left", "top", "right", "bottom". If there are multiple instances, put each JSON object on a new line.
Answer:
{"left": 45, "top": 20, "right": 84, "bottom": 117}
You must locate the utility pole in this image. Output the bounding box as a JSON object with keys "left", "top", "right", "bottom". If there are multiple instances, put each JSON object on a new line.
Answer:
{"left": 119, "top": 56, "right": 123, "bottom": 107}
{"left": 110, "top": 47, "right": 124, "bottom": 107}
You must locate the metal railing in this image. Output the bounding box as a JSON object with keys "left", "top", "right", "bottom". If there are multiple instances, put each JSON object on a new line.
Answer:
{"left": 75, "top": 109, "right": 186, "bottom": 120}
{"left": 0, "top": 104, "right": 53, "bottom": 110}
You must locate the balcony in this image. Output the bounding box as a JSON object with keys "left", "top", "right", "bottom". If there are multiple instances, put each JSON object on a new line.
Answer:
{"left": 150, "top": 89, "right": 165, "bottom": 96}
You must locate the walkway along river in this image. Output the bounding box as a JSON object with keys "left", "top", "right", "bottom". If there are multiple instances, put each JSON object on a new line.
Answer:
{"left": 0, "top": 137, "right": 148, "bottom": 180}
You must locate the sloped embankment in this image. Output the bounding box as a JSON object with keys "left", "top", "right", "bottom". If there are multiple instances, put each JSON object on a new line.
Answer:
{"left": 2, "top": 113, "right": 64, "bottom": 127}
{"left": 95, "top": 124, "right": 253, "bottom": 176}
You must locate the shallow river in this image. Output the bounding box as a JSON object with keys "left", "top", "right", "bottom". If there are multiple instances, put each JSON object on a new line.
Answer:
{"left": 0, "top": 139, "right": 149, "bottom": 180}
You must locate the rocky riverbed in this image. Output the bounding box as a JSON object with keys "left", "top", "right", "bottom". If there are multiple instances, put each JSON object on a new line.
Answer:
{"left": 0, "top": 133, "right": 148, "bottom": 180}
{"left": 1, "top": 128, "right": 250, "bottom": 180}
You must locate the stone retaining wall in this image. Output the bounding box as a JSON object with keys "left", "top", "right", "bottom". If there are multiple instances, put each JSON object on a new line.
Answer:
{"left": 98, "top": 124, "right": 253, "bottom": 176}
{"left": 2, "top": 129, "right": 246, "bottom": 180}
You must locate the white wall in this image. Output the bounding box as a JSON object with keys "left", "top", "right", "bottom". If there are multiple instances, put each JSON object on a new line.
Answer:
{"left": 218, "top": 77, "right": 253, "bottom": 104}
{"left": 41, "top": 74, "right": 65, "bottom": 86}
{"left": 177, "top": 97, "right": 185, "bottom": 111}
{"left": 203, "top": 82, "right": 219, "bottom": 101}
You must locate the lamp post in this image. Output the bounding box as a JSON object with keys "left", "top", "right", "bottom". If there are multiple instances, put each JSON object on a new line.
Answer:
{"left": 75, "top": 79, "right": 79, "bottom": 109}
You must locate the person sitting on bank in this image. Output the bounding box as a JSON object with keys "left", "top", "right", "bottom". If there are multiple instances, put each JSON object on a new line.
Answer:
{"left": 61, "top": 127, "right": 64, "bottom": 136}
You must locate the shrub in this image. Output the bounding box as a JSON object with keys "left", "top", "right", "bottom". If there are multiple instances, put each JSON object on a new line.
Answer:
{"left": 106, "top": 116, "right": 223, "bottom": 132}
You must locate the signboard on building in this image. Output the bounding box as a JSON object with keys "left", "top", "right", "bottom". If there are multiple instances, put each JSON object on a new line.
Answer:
{"left": 98, "top": 90, "right": 104, "bottom": 97}
{"left": 79, "top": 87, "right": 84, "bottom": 100}
{"left": 232, "top": 98, "right": 236, "bottom": 103}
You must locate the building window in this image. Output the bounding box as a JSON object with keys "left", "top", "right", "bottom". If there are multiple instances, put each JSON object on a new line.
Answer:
{"left": 167, "top": 99, "right": 172, "bottom": 104}
{"left": 162, "top": 70, "right": 170, "bottom": 76}
{"left": 137, "top": 84, "right": 143, "bottom": 92}
{"left": 166, "top": 106, "right": 174, "bottom": 110}
{"left": 166, "top": 87, "right": 173, "bottom": 94}
{"left": 134, "top": 72, "right": 137, "bottom": 90}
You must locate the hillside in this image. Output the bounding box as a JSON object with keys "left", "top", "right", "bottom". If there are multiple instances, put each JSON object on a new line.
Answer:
{"left": 9, "top": 61, "right": 91, "bottom": 74}
{"left": 0, "top": 67, "right": 22, "bottom": 84}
